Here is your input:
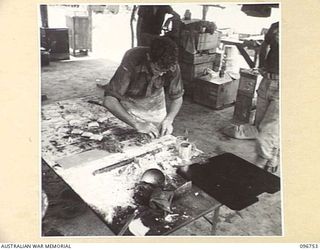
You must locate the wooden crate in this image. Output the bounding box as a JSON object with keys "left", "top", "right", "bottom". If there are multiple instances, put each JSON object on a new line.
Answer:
{"left": 197, "top": 32, "right": 221, "bottom": 51}
{"left": 66, "top": 16, "right": 90, "bottom": 55}
{"left": 40, "top": 50, "right": 50, "bottom": 66}
{"left": 232, "top": 69, "right": 262, "bottom": 123}
{"left": 193, "top": 74, "right": 239, "bottom": 110}
{"left": 237, "top": 68, "right": 261, "bottom": 97}
{"left": 180, "top": 50, "right": 217, "bottom": 64}
{"left": 40, "top": 28, "right": 70, "bottom": 61}
{"left": 180, "top": 61, "right": 213, "bottom": 81}
{"left": 233, "top": 93, "right": 256, "bottom": 123}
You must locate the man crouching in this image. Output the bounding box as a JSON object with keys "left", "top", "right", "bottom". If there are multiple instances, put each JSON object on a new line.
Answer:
{"left": 103, "top": 37, "right": 184, "bottom": 138}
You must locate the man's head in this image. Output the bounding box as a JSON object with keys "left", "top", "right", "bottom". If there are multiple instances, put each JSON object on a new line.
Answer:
{"left": 149, "top": 37, "right": 178, "bottom": 75}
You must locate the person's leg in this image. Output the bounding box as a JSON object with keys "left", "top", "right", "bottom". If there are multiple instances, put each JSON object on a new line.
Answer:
{"left": 255, "top": 77, "right": 269, "bottom": 128}
{"left": 256, "top": 79, "right": 279, "bottom": 171}
{"left": 253, "top": 77, "right": 270, "bottom": 167}
{"left": 256, "top": 105, "right": 279, "bottom": 160}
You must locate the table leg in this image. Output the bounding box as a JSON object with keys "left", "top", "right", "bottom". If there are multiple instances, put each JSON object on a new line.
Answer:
{"left": 210, "top": 205, "right": 221, "bottom": 235}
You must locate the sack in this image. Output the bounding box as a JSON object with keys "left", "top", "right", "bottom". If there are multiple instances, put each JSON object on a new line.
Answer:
{"left": 149, "top": 188, "right": 174, "bottom": 212}
{"left": 223, "top": 124, "right": 258, "bottom": 140}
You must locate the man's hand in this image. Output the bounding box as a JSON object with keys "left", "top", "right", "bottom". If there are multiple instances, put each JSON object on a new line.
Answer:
{"left": 160, "top": 118, "right": 173, "bottom": 136}
{"left": 134, "top": 121, "right": 159, "bottom": 139}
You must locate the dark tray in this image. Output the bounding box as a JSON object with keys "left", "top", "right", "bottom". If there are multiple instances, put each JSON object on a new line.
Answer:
{"left": 177, "top": 153, "right": 281, "bottom": 210}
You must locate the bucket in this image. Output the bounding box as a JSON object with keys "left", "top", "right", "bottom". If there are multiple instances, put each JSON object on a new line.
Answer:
{"left": 224, "top": 45, "right": 238, "bottom": 59}
{"left": 179, "top": 142, "right": 192, "bottom": 161}
{"left": 224, "top": 45, "right": 240, "bottom": 73}
{"left": 225, "top": 57, "right": 240, "bottom": 73}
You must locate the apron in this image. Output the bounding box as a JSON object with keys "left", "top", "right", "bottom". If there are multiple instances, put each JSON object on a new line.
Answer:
{"left": 121, "top": 88, "right": 167, "bottom": 127}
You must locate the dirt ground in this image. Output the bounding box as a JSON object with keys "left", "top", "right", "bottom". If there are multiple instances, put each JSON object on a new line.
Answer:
{"left": 41, "top": 58, "right": 282, "bottom": 237}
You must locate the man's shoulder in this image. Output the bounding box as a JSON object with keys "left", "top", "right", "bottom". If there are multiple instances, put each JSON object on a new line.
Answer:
{"left": 270, "top": 22, "right": 279, "bottom": 31}
{"left": 162, "top": 5, "right": 173, "bottom": 13}
{"left": 137, "top": 6, "right": 150, "bottom": 16}
{"left": 265, "top": 22, "right": 279, "bottom": 43}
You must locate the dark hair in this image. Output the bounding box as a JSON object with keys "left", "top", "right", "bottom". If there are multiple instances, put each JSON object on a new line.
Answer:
{"left": 149, "top": 37, "right": 178, "bottom": 70}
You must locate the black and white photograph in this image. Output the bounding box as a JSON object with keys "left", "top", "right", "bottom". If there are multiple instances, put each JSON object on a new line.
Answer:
{"left": 40, "top": 3, "right": 281, "bottom": 237}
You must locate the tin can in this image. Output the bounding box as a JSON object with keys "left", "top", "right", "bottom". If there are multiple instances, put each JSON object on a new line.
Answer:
{"left": 179, "top": 142, "right": 192, "bottom": 161}
{"left": 184, "top": 10, "right": 191, "bottom": 20}
{"left": 175, "top": 136, "right": 188, "bottom": 149}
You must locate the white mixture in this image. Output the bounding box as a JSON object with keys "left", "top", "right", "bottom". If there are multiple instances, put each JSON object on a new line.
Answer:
{"left": 56, "top": 144, "right": 182, "bottom": 223}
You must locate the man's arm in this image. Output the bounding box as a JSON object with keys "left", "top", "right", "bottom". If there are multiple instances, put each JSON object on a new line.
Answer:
{"left": 258, "top": 41, "right": 270, "bottom": 70}
{"left": 160, "top": 96, "right": 183, "bottom": 136}
{"left": 166, "top": 96, "right": 183, "bottom": 122}
{"left": 136, "top": 16, "right": 143, "bottom": 46}
{"left": 103, "top": 95, "right": 159, "bottom": 138}
{"left": 103, "top": 96, "right": 137, "bottom": 128}
{"left": 259, "top": 23, "right": 275, "bottom": 70}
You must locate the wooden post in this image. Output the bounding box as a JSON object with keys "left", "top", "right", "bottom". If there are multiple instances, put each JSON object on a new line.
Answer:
{"left": 87, "top": 5, "right": 93, "bottom": 52}
{"left": 202, "top": 5, "right": 209, "bottom": 21}
{"left": 130, "top": 5, "right": 137, "bottom": 48}
{"left": 40, "top": 5, "right": 49, "bottom": 28}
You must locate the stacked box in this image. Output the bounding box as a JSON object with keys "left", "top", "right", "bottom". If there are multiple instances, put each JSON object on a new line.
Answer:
{"left": 179, "top": 51, "right": 221, "bottom": 82}
{"left": 233, "top": 69, "right": 262, "bottom": 124}
{"left": 192, "top": 74, "right": 239, "bottom": 110}
{"left": 196, "top": 32, "right": 221, "bottom": 51}
{"left": 180, "top": 51, "right": 217, "bottom": 64}
{"left": 180, "top": 61, "right": 214, "bottom": 82}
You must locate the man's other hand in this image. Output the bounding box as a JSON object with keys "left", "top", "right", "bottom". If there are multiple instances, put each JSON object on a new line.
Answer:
{"left": 134, "top": 121, "right": 159, "bottom": 139}
{"left": 160, "top": 118, "right": 173, "bottom": 136}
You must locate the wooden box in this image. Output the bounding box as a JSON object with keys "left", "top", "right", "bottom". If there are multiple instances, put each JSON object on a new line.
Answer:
{"left": 237, "top": 68, "right": 261, "bottom": 97}
{"left": 233, "top": 93, "right": 256, "bottom": 123}
{"left": 197, "top": 32, "right": 221, "bottom": 51}
{"left": 40, "top": 28, "right": 70, "bottom": 61}
{"left": 233, "top": 69, "right": 262, "bottom": 123}
{"left": 180, "top": 50, "right": 217, "bottom": 64}
{"left": 180, "top": 61, "right": 213, "bottom": 81}
{"left": 40, "top": 49, "right": 50, "bottom": 66}
{"left": 180, "top": 30, "right": 221, "bottom": 54}
{"left": 193, "top": 74, "right": 239, "bottom": 110}
{"left": 66, "top": 16, "right": 90, "bottom": 55}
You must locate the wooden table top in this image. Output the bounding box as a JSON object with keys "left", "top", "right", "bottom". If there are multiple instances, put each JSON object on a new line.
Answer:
{"left": 41, "top": 96, "right": 220, "bottom": 236}
{"left": 41, "top": 95, "right": 137, "bottom": 164}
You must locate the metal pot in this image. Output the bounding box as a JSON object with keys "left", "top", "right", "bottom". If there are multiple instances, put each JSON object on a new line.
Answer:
{"left": 140, "top": 168, "right": 165, "bottom": 187}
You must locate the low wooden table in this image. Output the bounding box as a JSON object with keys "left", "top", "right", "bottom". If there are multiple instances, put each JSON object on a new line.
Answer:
{"left": 41, "top": 96, "right": 221, "bottom": 236}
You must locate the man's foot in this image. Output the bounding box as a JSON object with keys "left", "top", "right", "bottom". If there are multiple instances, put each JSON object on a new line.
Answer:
{"left": 264, "top": 154, "right": 279, "bottom": 173}
{"left": 264, "top": 165, "right": 278, "bottom": 173}
{"left": 255, "top": 155, "right": 278, "bottom": 173}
